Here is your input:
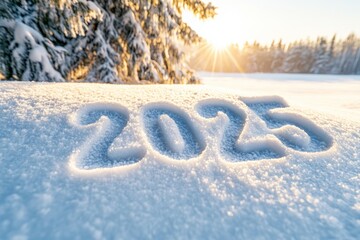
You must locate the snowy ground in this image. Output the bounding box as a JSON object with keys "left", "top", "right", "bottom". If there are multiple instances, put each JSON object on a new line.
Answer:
{"left": 0, "top": 74, "right": 359, "bottom": 239}
{"left": 201, "top": 72, "right": 360, "bottom": 122}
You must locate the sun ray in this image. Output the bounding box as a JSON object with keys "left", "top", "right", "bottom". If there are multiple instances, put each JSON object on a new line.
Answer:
{"left": 211, "top": 44, "right": 219, "bottom": 73}
{"left": 224, "top": 48, "right": 244, "bottom": 72}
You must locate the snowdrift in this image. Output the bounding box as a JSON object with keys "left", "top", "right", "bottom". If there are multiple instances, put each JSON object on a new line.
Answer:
{"left": 0, "top": 81, "right": 359, "bottom": 239}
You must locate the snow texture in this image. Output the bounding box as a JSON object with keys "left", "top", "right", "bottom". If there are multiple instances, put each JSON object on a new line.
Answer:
{"left": 158, "top": 114, "right": 186, "bottom": 154}
{"left": 0, "top": 73, "right": 359, "bottom": 239}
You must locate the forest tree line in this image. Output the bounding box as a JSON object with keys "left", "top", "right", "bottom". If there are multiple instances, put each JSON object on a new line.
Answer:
{"left": 189, "top": 34, "right": 360, "bottom": 75}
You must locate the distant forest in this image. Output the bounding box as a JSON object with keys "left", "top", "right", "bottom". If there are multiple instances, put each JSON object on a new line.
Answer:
{"left": 189, "top": 34, "right": 360, "bottom": 75}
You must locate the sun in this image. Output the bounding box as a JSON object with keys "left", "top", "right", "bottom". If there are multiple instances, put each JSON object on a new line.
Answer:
{"left": 182, "top": 6, "right": 242, "bottom": 51}
{"left": 207, "top": 37, "right": 229, "bottom": 51}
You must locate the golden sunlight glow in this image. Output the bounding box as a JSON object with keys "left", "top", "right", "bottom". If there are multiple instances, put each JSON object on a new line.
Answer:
{"left": 183, "top": 1, "right": 246, "bottom": 46}
{"left": 189, "top": 42, "right": 244, "bottom": 73}
{"left": 184, "top": 0, "right": 360, "bottom": 47}
{"left": 208, "top": 37, "right": 229, "bottom": 51}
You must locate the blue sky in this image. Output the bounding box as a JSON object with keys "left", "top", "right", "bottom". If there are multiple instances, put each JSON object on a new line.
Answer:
{"left": 184, "top": 0, "right": 360, "bottom": 46}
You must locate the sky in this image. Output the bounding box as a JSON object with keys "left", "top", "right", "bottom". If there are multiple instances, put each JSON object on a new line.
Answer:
{"left": 183, "top": 0, "right": 360, "bottom": 47}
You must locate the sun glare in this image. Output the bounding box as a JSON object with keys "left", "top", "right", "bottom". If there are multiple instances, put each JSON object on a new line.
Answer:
{"left": 183, "top": 2, "right": 245, "bottom": 49}
{"left": 208, "top": 38, "right": 229, "bottom": 51}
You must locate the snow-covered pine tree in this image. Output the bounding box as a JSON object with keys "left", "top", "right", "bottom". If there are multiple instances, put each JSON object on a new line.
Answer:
{"left": 310, "top": 37, "right": 330, "bottom": 74}
{"left": 243, "top": 41, "right": 260, "bottom": 72}
{"left": 259, "top": 41, "right": 274, "bottom": 72}
{"left": 281, "top": 43, "right": 299, "bottom": 73}
{"left": 270, "top": 40, "right": 285, "bottom": 73}
{"left": 337, "top": 34, "right": 360, "bottom": 74}
{"left": 1, "top": 0, "right": 215, "bottom": 83}
{"left": 0, "top": 23, "right": 11, "bottom": 79}
{"left": 352, "top": 47, "right": 360, "bottom": 74}
{"left": 281, "top": 42, "right": 313, "bottom": 73}
{"left": 327, "top": 35, "right": 339, "bottom": 74}
{"left": 0, "top": 0, "right": 101, "bottom": 81}
{"left": 69, "top": 0, "right": 216, "bottom": 84}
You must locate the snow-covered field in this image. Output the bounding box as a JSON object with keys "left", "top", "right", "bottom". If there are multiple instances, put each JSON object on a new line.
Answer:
{"left": 202, "top": 73, "right": 360, "bottom": 122}
{"left": 0, "top": 73, "right": 359, "bottom": 239}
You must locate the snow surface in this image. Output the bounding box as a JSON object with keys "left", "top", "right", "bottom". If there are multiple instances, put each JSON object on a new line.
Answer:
{"left": 0, "top": 74, "right": 360, "bottom": 239}
{"left": 201, "top": 72, "right": 360, "bottom": 122}
{"left": 158, "top": 114, "right": 186, "bottom": 154}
